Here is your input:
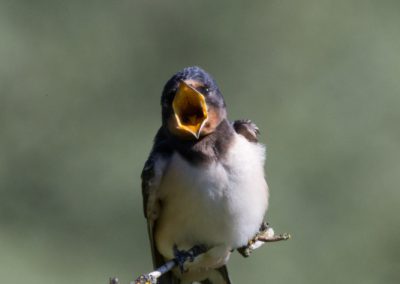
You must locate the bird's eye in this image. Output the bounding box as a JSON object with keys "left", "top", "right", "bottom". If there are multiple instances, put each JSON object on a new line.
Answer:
{"left": 197, "top": 86, "right": 210, "bottom": 95}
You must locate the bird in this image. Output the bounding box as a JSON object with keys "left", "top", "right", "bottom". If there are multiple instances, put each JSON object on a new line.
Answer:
{"left": 141, "top": 66, "right": 269, "bottom": 284}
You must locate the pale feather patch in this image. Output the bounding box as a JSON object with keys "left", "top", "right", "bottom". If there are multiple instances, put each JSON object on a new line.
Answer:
{"left": 154, "top": 133, "right": 269, "bottom": 275}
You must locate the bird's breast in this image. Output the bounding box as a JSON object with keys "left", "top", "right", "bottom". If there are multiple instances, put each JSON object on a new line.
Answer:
{"left": 155, "top": 134, "right": 268, "bottom": 259}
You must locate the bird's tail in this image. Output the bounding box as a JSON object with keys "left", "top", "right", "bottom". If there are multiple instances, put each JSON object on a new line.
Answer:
{"left": 156, "top": 265, "right": 231, "bottom": 284}
{"left": 200, "top": 265, "right": 232, "bottom": 284}
{"left": 157, "top": 265, "right": 232, "bottom": 284}
{"left": 217, "top": 265, "right": 232, "bottom": 284}
{"left": 156, "top": 272, "right": 181, "bottom": 284}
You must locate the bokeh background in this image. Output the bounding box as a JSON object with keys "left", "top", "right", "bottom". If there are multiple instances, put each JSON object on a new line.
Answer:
{"left": 1, "top": 0, "right": 399, "bottom": 283}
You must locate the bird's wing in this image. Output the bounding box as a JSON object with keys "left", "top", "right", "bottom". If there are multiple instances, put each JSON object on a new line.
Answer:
{"left": 141, "top": 128, "right": 171, "bottom": 218}
{"left": 217, "top": 265, "right": 232, "bottom": 284}
{"left": 233, "top": 119, "right": 260, "bottom": 143}
{"left": 141, "top": 128, "right": 179, "bottom": 283}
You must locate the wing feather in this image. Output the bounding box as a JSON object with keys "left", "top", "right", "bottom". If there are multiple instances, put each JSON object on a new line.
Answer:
{"left": 233, "top": 119, "right": 260, "bottom": 143}
{"left": 141, "top": 128, "right": 179, "bottom": 283}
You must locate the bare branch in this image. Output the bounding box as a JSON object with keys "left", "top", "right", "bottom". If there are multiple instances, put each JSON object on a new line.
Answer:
{"left": 237, "top": 222, "right": 291, "bottom": 257}
{"left": 112, "top": 222, "right": 291, "bottom": 283}
{"left": 257, "top": 233, "right": 291, "bottom": 242}
{"left": 134, "top": 245, "right": 207, "bottom": 284}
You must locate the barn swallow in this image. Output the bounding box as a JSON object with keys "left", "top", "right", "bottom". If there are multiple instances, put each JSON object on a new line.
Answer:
{"left": 141, "top": 66, "right": 269, "bottom": 284}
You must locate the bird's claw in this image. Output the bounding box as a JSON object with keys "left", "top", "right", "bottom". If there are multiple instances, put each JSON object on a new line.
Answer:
{"left": 173, "top": 244, "right": 206, "bottom": 273}
{"left": 237, "top": 221, "right": 270, "bottom": 257}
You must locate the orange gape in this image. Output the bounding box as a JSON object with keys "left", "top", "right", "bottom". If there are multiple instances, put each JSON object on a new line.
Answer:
{"left": 170, "top": 80, "right": 208, "bottom": 139}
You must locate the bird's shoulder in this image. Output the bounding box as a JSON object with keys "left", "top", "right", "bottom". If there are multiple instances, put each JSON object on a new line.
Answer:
{"left": 232, "top": 119, "right": 260, "bottom": 143}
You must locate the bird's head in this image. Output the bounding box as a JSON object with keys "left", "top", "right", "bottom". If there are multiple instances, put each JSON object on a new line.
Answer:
{"left": 161, "top": 66, "right": 226, "bottom": 140}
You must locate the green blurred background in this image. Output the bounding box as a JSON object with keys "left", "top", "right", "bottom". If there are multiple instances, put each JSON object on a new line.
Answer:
{"left": 1, "top": 0, "right": 399, "bottom": 283}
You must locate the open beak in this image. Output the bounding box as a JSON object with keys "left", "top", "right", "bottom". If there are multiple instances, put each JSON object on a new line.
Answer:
{"left": 172, "top": 80, "right": 208, "bottom": 139}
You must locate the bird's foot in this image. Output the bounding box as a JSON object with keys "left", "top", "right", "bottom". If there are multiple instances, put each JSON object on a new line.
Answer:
{"left": 237, "top": 222, "right": 271, "bottom": 257}
{"left": 237, "top": 221, "right": 291, "bottom": 257}
{"left": 173, "top": 244, "right": 207, "bottom": 273}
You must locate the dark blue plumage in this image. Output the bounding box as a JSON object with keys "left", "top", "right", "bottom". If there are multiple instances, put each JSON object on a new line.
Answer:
{"left": 161, "top": 66, "right": 225, "bottom": 125}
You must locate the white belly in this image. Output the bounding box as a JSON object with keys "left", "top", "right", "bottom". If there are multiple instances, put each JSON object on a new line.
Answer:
{"left": 155, "top": 134, "right": 269, "bottom": 260}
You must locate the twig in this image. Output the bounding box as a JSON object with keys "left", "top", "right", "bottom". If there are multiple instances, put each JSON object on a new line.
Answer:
{"left": 257, "top": 233, "right": 291, "bottom": 242}
{"left": 112, "top": 222, "right": 291, "bottom": 283}
{"left": 237, "top": 222, "right": 291, "bottom": 257}
{"left": 134, "top": 245, "right": 207, "bottom": 284}
{"left": 134, "top": 261, "right": 175, "bottom": 284}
